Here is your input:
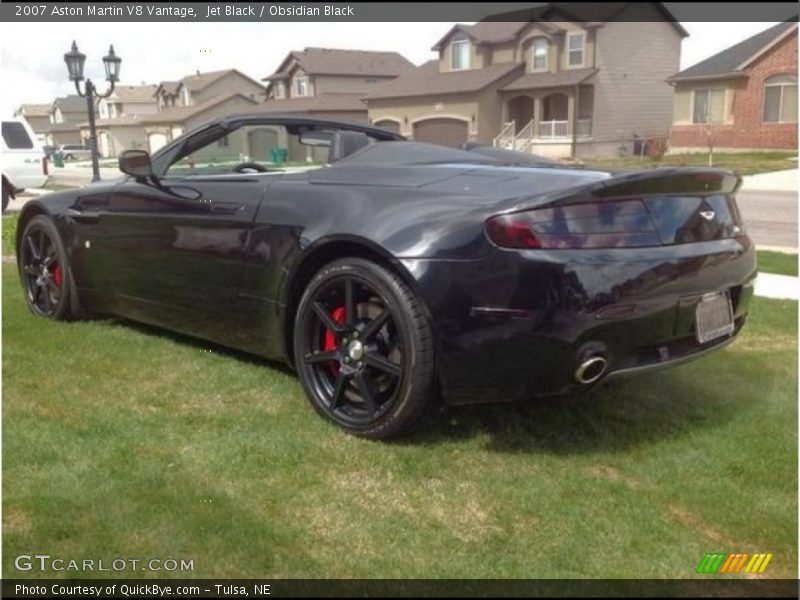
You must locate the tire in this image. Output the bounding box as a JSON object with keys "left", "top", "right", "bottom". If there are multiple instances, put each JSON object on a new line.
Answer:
{"left": 293, "top": 258, "right": 436, "bottom": 439}
{"left": 64, "top": 154, "right": 73, "bottom": 161}
{"left": 18, "top": 215, "right": 73, "bottom": 320}
{"left": 2, "top": 181, "right": 9, "bottom": 213}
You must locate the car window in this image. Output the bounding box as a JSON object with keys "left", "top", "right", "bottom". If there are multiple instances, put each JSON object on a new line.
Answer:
{"left": 165, "top": 123, "right": 334, "bottom": 177}
{"left": 2, "top": 122, "right": 34, "bottom": 149}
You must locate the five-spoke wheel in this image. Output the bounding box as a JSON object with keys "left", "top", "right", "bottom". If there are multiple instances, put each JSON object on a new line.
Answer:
{"left": 294, "top": 258, "right": 435, "bottom": 438}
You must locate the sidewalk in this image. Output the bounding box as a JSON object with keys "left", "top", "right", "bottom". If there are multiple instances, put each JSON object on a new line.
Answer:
{"left": 741, "top": 168, "right": 798, "bottom": 192}
{"left": 754, "top": 272, "right": 799, "bottom": 301}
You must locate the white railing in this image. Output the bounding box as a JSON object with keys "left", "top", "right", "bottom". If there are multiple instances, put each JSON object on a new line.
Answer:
{"left": 493, "top": 121, "right": 516, "bottom": 149}
{"left": 513, "top": 119, "right": 535, "bottom": 152}
{"left": 538, "top": 120, "right": 569, "bottom": 138}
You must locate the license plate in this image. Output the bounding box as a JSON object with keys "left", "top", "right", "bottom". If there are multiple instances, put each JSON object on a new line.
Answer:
{"left": 695, "top": 291, "right": 734, "bottom": 344}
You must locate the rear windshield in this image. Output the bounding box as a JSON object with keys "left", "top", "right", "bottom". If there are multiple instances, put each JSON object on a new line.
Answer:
{"left": 2, "top": 122, "right": 34, "bottom": 149}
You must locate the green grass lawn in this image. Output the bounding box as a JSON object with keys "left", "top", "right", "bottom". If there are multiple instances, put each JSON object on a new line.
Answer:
{"left": 758, "top": 251, "right": 798, "bottom": 277}
{"left": 579, "top": 151, "right": 797, "bottom": 176}
{"left": 2, "top": 262, "right": 797, "bottom": 579}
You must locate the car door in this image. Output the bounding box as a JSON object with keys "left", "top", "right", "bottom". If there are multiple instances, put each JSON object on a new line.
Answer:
{"left": 71, "top": 127, "right": 268, "bottom": 345}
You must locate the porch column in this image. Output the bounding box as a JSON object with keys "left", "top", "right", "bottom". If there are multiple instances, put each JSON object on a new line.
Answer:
{"left": 533, "top": 96, "right": 541, "bottom": 136}
{"left": 567, "top": 94, "right": 576, "bottom": 136}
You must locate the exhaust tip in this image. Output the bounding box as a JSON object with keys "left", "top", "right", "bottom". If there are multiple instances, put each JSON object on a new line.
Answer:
{"left": 575, "top": 355, "right": 608, "bottom": 385}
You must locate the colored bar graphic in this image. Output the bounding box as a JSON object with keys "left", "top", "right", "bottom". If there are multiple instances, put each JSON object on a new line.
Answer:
{"left": 697, "top": 553, "right": 726, "bottom": 574}
{"left": 699, "top": 552, "right": 774, "bottom": 574}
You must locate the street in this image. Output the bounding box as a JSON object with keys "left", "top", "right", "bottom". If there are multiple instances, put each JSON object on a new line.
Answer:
{"left": 737, "top": 190, "right": 798, "bottom": 251}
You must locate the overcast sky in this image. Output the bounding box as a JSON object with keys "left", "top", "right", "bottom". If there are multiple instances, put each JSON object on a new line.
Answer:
{"left": 0, "top": 21, "right": 785, "bottom": 116}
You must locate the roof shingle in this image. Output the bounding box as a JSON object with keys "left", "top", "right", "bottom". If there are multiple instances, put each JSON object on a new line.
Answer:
{"left": 266, "top": 48, "right": 414, "bottom": 80}
{"left": 139, "top": 93, "right": 257, "bottom": 124}
{"left": 366, "top": 60, "right": 523, "bottom": 100}
{"left": 670, "top": 21, "right": 797, "bottom": 82}
{"left": 500, "top": 68, "right": 598, "bottom": 91}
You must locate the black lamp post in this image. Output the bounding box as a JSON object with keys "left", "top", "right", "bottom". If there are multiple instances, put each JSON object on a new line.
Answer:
{"left": 64, "top": 41, "right": 122, "bottom": 182}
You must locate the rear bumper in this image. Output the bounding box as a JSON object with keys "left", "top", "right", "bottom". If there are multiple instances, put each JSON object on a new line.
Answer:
{"left": 403, "top": 236, "right": 756, "bottom": 404}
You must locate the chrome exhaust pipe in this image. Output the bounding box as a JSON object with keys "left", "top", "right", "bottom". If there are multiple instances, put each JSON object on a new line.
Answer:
{"left": 574, "top": 355, "right": 608, "bottom": 385}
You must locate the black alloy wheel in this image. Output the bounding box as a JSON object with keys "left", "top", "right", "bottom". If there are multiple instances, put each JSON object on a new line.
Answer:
{"left": 19, "top": 215, "right": 72, "bottom": 319}
{"left": 294, "top": 258, "right": 435, "bottom": 439}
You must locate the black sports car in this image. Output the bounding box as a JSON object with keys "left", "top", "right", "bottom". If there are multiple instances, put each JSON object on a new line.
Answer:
{"left": 16, "top": 114, "right": 756, "bottom": 438}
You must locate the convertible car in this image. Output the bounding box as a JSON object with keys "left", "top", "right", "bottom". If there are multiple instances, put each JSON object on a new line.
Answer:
{"left": 16, "top": 114, "right": 756, "bottom": 438}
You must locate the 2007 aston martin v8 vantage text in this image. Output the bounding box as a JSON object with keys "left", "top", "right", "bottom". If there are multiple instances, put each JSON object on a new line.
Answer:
{"left": 16, "top": 115, "right": 756, "bottom": 438}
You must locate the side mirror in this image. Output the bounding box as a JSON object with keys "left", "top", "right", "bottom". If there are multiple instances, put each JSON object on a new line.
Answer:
{"left": 118, "top": 149, "right": 153, "bottom": 179}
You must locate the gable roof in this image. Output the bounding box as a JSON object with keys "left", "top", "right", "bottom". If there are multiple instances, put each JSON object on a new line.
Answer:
{"left": 265, "top": 48, "right": 414, "bottom": 81}
{"left": 109, "top": 84, "right": 159, "bottom": 103}
{"left": 669, "top": 21, "right": 797, "bottom": 82}
{"left": 140, "top": 92, "right": 257, "bottom": 125}
{"left": 53, "top": 95, "right": 89, "bottom": 113}
{"left": 154, "top": 81, "right": 181, "bottom": 97}
{"left": 366, "top": 60, "right": 523, "bottom": 101}
{"left": 432, "top": 2, "right": 687, "bottom": 50}
{"left": 16, "top": 103, "right": 52, "bottom": 117}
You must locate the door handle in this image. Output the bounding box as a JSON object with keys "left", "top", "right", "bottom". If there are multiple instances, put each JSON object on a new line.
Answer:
{"left": 66, "top": 208, "right": 101, "bottom": 224}
{"left": 210, "top": 201, "right": 241, "bottom": 214}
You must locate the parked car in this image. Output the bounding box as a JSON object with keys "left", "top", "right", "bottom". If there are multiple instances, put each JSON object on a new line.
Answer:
{"left": 58, "top": 144, "right": 92, "bottom": 161}
{"left": 15, "top": 114, "right": 756, "bottom": 438}
{"left": 2, "top": 117, "right": 48, "bottom": 212}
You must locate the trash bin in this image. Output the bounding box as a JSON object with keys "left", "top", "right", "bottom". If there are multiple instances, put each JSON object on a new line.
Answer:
{"left": 52, "top": 151, "right": 64, "bottom": 168}
{"left": 275, "top": 148, "right": 288, "bottom": 164}
{"left": 269, "top": 148, "right": 278, "bottom": 163}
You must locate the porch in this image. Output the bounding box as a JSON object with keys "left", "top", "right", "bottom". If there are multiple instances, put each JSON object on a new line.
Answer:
{"left": 495, "top": 86, "right": 594, "bottom": 158}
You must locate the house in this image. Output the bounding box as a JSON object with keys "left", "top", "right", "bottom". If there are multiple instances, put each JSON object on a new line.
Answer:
{"left": 14, "top": 104, "right": 52, "bottom": 142}
{"left": 260, "top": 47, "right": 414, "bottom": 121}
{"left": 669, "top": 21, "right": 797, "bottom": 152}
{"left": 365, "top": 2, "right": 687, "bottom": 157}
{"left": 78, "top": 84, "right": 159, "bottom": 157}
{"left": 139, "top": 93, "right": 258, "bottom": 153}
{"left": 43, "top": 95, "right": 94, "bottom": 147}
{"left": 144, "top": 69, "right": 265, "bottom": 152}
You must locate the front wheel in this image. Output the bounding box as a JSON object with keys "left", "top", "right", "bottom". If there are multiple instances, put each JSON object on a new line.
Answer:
{"left": 294, "top": 258, "right": 436, "bottom": 439}
{"left": 18, "top": 215, "right": 73, "bottom": 320}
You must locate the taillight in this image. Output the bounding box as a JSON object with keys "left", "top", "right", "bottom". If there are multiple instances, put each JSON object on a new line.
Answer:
{"left": 42, "top": 156, "right": 49, "bottom": 176}
{"left": 485, "top": 200, "right": 661, "bottom": 249}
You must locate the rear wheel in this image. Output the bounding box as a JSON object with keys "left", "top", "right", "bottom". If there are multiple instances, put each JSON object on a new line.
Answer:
{"left": 18, "top": 215, "right": 72, "bottom": 320}
{"left": 294, "top": 258, "right": 436, "bottom": 439}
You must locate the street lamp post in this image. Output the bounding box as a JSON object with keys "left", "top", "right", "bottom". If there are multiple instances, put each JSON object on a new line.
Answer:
{"left": 63, "top": 41, "right": 122, "bottom": 182}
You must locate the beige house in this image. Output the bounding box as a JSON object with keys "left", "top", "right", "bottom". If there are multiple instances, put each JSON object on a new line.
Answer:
{"left": 14, "top": 104, "right": 52, "bottom": 142}
{"left": 366, "top": 3, "right": 686, "bottom": 157}
{"left": 139, "top": 93, "right": 258, "bottom": 153}
{"left": 78, "top": 85, "right": 159, "bottom": 157}
{"left": 144, "top": 69, "right": 265, "bottom": 152}
{"left": 43, "top": 95, "right": 93, "bottom": 146}
{"left": 261, "top": 47, "right": 413, "bottom": 122}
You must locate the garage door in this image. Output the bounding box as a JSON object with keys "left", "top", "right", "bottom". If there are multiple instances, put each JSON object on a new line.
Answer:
{"left": 148, "top": 132, "right": 168, "bottom": 153}
{"left": 374, "top": 120, "right": 400, "bottom": 134}
{"left": 412, "top": 118, "right": 468, "bottom": 148}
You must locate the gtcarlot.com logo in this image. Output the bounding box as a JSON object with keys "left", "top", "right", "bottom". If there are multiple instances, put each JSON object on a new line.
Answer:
{"left": 14, "top": 554, "right": 194, "bottom": 573}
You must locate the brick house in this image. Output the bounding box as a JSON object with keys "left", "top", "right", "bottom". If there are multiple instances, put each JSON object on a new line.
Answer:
{"left": 669, "top": 21, "right": 798, "bottom": 151}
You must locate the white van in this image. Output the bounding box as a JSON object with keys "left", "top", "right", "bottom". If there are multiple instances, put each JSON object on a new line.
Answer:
{"left": 2, "top": 117, "right": 49, "bottom": 212}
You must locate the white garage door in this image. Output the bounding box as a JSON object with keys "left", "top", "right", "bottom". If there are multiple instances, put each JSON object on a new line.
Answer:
{"left": 148, "top": 132, "right": 168, "bottom": 153}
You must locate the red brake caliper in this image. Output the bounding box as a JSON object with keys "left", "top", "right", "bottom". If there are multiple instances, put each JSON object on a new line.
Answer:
{"left": 324, "top": 306, "right": 346, "bottom": 375}
{"left": 52, "top": 262, "right": 63, "bottom": 287}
